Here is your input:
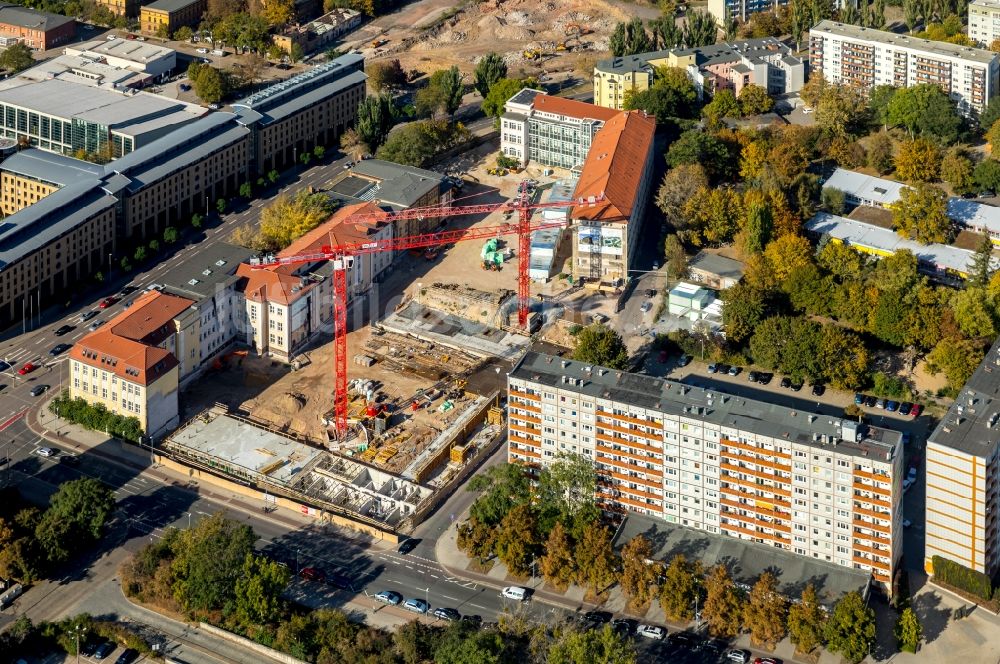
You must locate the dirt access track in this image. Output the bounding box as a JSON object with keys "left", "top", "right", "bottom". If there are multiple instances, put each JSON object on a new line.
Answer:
{"left": 343, "top": 0, "right": 661, "bottom": 76}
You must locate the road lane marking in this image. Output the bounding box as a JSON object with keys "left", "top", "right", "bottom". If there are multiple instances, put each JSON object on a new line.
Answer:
{"left": 0, "top": 408, "right": 28, "bottom": 431}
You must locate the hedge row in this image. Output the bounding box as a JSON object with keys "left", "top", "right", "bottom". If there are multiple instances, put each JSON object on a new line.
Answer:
{"left": 932, "top": 555, "right": 993, "bottom": 601}
{"left": 49, "top": 390, "right": 144, "bottom": 443}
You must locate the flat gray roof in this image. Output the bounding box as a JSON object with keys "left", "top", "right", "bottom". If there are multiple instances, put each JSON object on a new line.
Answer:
{"left": 349, "top": 158, "right": 452, "bottom": 208}
{"left": 595, "top": 38, "right": 799, "bottom": 74}
{"left": 0, "top": 149, "right": 103, "bottom": 186}
{"left": 108, "top": 112, "right": 249, "bottom": 191}
{"left": 233, "top": 53, "right": 365, "bottom": 124}
{"left": 928, "top": 337, "right": 1000, "bottom": 457}
{"left": 157, "top": 241, "right": 252, "bottom": 300}
{"left": 614, "top": 513, "right": 870, "bottom": 609}
{"left": 0, "top": 3, "right": 73, "bottom": 31}
{"left": 689, "top": 251, "right": 745, "bottom": 280}
{"left": 507, "top": 88, "right": 542, "bottom": 106}
{"left": 142, "top": 0, "right": 202, "bottom": 12}
{"left": 512, "top": 351, "right": 902, "bottom": 460}
{"left": 812, "top": 20, "right": 999, "bottom": 64}
{"left": 0, "top": 180, "right": 116, "bottom": 270}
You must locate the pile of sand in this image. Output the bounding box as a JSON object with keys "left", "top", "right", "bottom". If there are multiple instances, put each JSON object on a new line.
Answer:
{"left": 476, "top": 15, "right": 535, "bottom": 41}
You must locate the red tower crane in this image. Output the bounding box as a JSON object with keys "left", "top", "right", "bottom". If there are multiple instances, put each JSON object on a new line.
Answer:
{"left": 253, "top": 181, "right": 602, "bottom": 438}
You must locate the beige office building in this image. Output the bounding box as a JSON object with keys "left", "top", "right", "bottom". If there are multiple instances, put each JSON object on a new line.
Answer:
{"left": 509, "top": 352, "right": 905, "bottom": 588}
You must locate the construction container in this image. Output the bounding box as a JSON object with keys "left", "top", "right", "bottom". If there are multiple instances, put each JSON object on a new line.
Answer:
{"left": 451, "top": 442, "right": 474, "bottom": 464}
{"left": 354, "top": 354, "right": 376, "bottom": 367}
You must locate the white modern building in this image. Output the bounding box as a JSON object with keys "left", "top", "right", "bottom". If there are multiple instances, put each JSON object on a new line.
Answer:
{"left": 810, "top": 20, "right": 1000, "bottom": 116}
{"left": 969, "top": 0, "right": 1000, "bottom": 48}
{"left": 667, "top": 282, "right": 722, "bottom": 322}
{"left": 925, "top": 338, "right": 1000, "bottom": 577}
{"left": 508, "top": 352, "right": 905, "bottom": 589}
{"left": 64, "top": 38, "right": 177, "bottom": 79}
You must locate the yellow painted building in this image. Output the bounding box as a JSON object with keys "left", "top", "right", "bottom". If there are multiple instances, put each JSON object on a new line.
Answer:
{"left": 69, "top": 290, "right": 196, "bottom": 438}
{"left": 140, "top": 0, "right": 205, "bottom": 35}
{"left": 592, "top": 52, "right": 671, "bottom": 110}
{"left": 0, "top": 149, "right": 106, "bottom": 215}
{"left": 0, "top": 173, "right": 58, "bottom": 215}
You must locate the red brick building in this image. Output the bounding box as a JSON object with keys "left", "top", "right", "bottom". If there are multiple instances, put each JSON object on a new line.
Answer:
{"left": 0, "top": 4, "right": 75, "bottom": 50}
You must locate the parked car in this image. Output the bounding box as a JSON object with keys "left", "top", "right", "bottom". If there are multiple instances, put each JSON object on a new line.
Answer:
{"left": 397, "top": 538, "right": 419, "bottom": 554}
{"left": 59, "top": 454, "right": 80, "bottom": 466}
{"left": 677, "top": 355, "right": 691, "bottom": 367}
{"left": 753, "top": 658, "right": 780, "bottom": 664}
{"left": 432, "top": 607, "right": 460, "bottom": 621}
{"left": 899, "top": 402, "right": 913, "bottom": 416}
{"left": 725, "top": 649, "right": 750, "bottom": 664}
{"left": 643, "top": 288, "right": 657, "bottom": 297}
{"left": 910, "top": 404, "right": 924, "bottom": 417}
{"left": 886, "top": 400, "right": 899, "bottom": 412}
{"left": 18, "top": 362, "right": 36, "bottom": 375}
{"left": 727, "top": 365, "right": 741, "bottom": 376}
{"left": 780, "top": 377, "right": 792, "bottom": 389}
{"left": 636, "top": 624, "right": 665, "bottom": 640}
{"left": 93, "top": 641, "right": 116, "bottom": 660}
{"left": 707, "top": 363, "right": 718, "bottom": 374}
{"left": 747, "top": 370, "right": 759, "bottom": 382}
{"left": 717, "top": 363, "right": 731, "bottom": 374}
{"left": 501, "top": 586, "right": 530, "bottom": 601}
{"left": 0, "top": 361, "right": 9, "bottom": 372}
{"left": 611, "top": 618, "right": 637, "bottom": 637}
{"left": 115, "top": 649, "right": 139, "bottom": 664}
{"left": 667, "top": 632, "right": 699, "bottom": 648}
{"left": 461, "top": 614, "right": 483, "bottom": 628}
{"left": 402, "top": 598, "right": 429, "bottom": 614}
{"left": 89, "top": 320, "right": 105, "bottom": 331}
{"left": 865, "top": 395, "right": 878, "bottom": 408}
{"left": 374, "top": 590, "right": 402, "bottom": 605}
{"left": 903, "top": 478, "right": 913, "bottom": 492}
{"left": 903, "top": 519, "right": 912, "bottom": 528}
{"left": 120, "top": 285, "right": 139, "bottom": 296}
{"left": 875, "top": 398, "right": 886, "bottom": 409}
{"left": 584, "top": 610, "right": 612, "bottom": 625}
{"left": 328, "top": 572, "right": 352, "bottom": 590}
{"left": 196, "top": 47, "right": 208, "bottom": 53}
{"left": 908, "top": 467, "right": 918, "bottom": 482}
{"left": 37, "top": 446, "right": 56, "bottom": 457}
{"left": 756, "top": 372, "right": 773, "bottom": 385}
{"left": 54, "top": 324, "right": 74, "bottom": 336}
{"left": 30, "top": 384, "right": 49, "bottom": 397}
{"left": 640, "top": 301, "right": 652, "bottom": 313}
{"left": 299, "top": 567, "right": 325, "bottom": 582}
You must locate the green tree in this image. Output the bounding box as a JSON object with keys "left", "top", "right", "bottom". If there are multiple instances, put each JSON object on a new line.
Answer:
{"left": 434, "top": 66, "right": 465, "bottom": 116}
{"left": 174, "top": 26, "right": 193, "bottom": 41}
{"left": 741, "top": 190, "right": 773, "bottom": 254}
{"left": 703, "top": 564, "right": 743, "bottom": 638}
{"left": 887, "top": 83, "right": 961, "bottom": 143}
{"left": 170, "top": 512, "right": 256, "bottom": 613}
{"left": 950, "top": 287, "right": 996, "bottom": 338}
{"left": 575, "top": 522, "right": 618, "bottom": 596}
{"left": 743, "top": 571, "right": 787, "bottom": 647}
{"left": 683, "top": 187, "right": 744, "bottom": 245}
{"left": 572, "top": 324, "right": 629, "bottom": 370}
{"left": 620, "top": 535, "right": 656, "bottom": 609}
{"left": 537, "top": 453, "right": 599, "bottom": 537}
{"left": 538, "top": 521, "right": 576, "bottom": 590}
{"left": 891, "top": 182, "right": 951, "bottom": 243}
{"left": 46, "top": 478, "right": 116, "bottom": 540}
{"left": 313, "top": 145, "right": 325, "bottom": 160}
{"left": 455, "top": 516, "right": 496, "bottom": 564}
{"left": 815, "top": 83, "right": 865, "bottom": 137}
{"left": 355, "top": 93, "right": 397, "bottom": 152}
{"left": 163, "top": 226, "right": 179, "bottom": 243}
{"left": 664, "top": 234, "right": 687, "bottom": 279}
{"left": 702, "top": 89, "right": 741, "bottom": 126}
{"left": 868, "top": 84, "right": 897, "bottom": 128}
{"left": 267, "top": 169, "right": 280, "bottom": 184}
{"left": 867, "top": 131, "right": 895, "bottom": 174}
{"left": 376, "top": 119, "right": 470, "bottom": 167}
{"left": 0, "top": 42, "right": 34, "bottom": 73}
{"left": 658, "top": 554, "right": 700, "bottom": 621}
{"left": 738, "top": 84, "right": 773, "bottom": 116}
{"left": 239, "top": 182, "right": 252, "bottom": 198}
{"left": 683, "top": 9, "right": 718, "bottom": 47}
{"left": 941, "top": 148, "right": 975, "bottom": 194}
{"left": 482, "top": 77, "right": 537, "bottom": 127}
{"left": 474, "top": 52, "right": 507, "bottom": 97}
{"left": 217, "top": 198, "right": 227, "bottom": 214}
{"left": 233, "top": 553, "right": 290, "bottom": 627}
{"left": 722, "top": 282, "right": 770, "bottom": 343}
{"left": 493, "top": 503, "right": 539, "bottom": 578}
{"left": 983, "top": 96, "right": 1000, "bottom": 133}
{"left": 624, "top": 66, "right": 698, "bottom": 122}
{"left": 547, "top": 624, "right": 636, "bottom": 664}
{"left": 667, "top": 130, "right": 730, "bottom": 180}
{"left": 655, "top": 164, "right": 708, "bottom": 229}
{"left": 970, "top": 233, "right": 996, "bottom": 286}
{"left": 895, "top": 606, "right": 922, "bottom": 653}
{"left": 818, "top": 323, "right": 870, "bottom": 389}
{"left": 190, "top": 64, "right": 228, "bottom": 104}
{"left": 976, "top": 159, "right": 1000, "bottom": 193}
{"left": 467, "top": 463, "right": 531, "bottom": 526}
{"left": 824, "top": 591, "right": 876, "bottom": 664}
{"left": 787, "top": 583, "right": 827, "bottom": 655}
{"left": 34, "top": 513, "right": 72, "bottom": 564}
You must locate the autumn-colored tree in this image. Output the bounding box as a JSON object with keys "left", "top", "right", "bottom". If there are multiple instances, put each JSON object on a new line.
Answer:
{"left": 658, "top": 554, "right": 701, "bottom": 621}
{"left": 991, "top": 37, "right": 1000, "bottom": 52}
{"left": 815, "top": 83, "right": 866, "bottom": 137}
{"left": 799, "top": 72, "right": 827, "bottom": 109}
{"left": 941, "top": 148, "right": 975, "bottom": 194}
{"left": 740, "top": 140, "right": 768, "bottom": 181}
{"left": 619, "top": 535, "right": 656, "bottom": 609}
{"left": 891, "top": 182, "right": 952, "bottom": 244}
{"left": 738, "top": 83, "right": 773, "bottom": 116}
{"left": 366, "top": 59, "right": 407, "bottom": 92}
{"left": 575, "top": 522, "right": 618, "bottom": 596}
{"left": 231, "top": 189, "right": 337, "bottom": 252}
{"left": 763, "top": 233, "right": 814, "bottom": 283}
{"left": 455, "top": 517, "right": 496, "bottom": 564}
{"left": 493, "top": 503, "right": 540, "bottom": 578}
{"left": 895, "top": 138, "right": 941, "bottom": 182}
{"left": 703, "top": 564, "right": 743, "bottom": 638}
{"left": 828, "top": 136, "right": 867, "bottom": 169}
{"left": 682, "top": 187, "right": 744, "bottom": 246}
{"left": 787, "top": 583, "right": 827, "bottom": 654}
{"left": 260, "top": 0, "right": 293, "bottom": 26}
{"left": 988, "top": 120, "right": 1000, "bottom": 156}
{"left": 867, "top": 131, "right": 894, "bottom": 174}
{"left": 928, "top": 336, "right": 987, "bottom": 390}
{"left": 743, "top": 571, "right": 787, "bottom": 647}
{"left": 656, "top": 164, "right": 709, "bottom": 230}
{"left": 538, "top": 522, "right": 576, "bottom": 590}
{"left": 339, "top": 128, "right": 369, "bottom": 160}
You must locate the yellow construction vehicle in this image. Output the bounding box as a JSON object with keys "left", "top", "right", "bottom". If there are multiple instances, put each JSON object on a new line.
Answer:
{"left": 523, "top": 49, "right": 541, "bottom": 60}
{"left": 555, "top": 42, "right": 567, "bottom": 51}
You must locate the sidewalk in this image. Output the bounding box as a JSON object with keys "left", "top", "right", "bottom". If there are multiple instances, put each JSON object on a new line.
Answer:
{"left": 434, "top": 509, "right": 848, "bottom": 664}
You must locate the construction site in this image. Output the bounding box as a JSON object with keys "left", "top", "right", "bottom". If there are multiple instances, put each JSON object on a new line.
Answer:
{"left": 342, "top": 0, "right": 652, "bottom": 75}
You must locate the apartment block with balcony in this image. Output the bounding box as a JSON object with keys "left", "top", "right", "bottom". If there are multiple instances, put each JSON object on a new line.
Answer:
{"left": 925, "top": 338, "right": 1000, "bottom": 578}
{"left": 508, "top": 352, "right": 905, "bottom": 590}
{"left": 500, "top": 88, "right": 619, "bottom": 171}
{"left": 810, "top": 20, "right": 1000, "bottom": 116}
{"left": 969, "top": 0, "right": 1000, "bottom": 47}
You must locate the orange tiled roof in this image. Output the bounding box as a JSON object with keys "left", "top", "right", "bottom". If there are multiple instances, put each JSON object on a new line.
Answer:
{"left": 70, "top": 290, "right": 191, "bottom": 385}
{"left": 532, "top": 94, "right": 620, "bottom": 123}
{"left": 572, "top": 111, "right": 656, "bottom": 224}
{"left": 239, "top": 202, "right": 390, "bottom": 306}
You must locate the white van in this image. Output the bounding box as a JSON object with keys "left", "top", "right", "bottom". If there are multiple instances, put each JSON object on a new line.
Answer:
{"left": 501, "top": 586, "right": 529, "bottom": 601}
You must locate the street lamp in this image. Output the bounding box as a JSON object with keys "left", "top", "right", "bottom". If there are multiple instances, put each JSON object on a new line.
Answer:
{"left": 186, "top": 512, "right": 192, "bottom": 529}
{"left": 71, "top": 623, "right": 87, "bottom": 663}
{"left": 494, "top": 366, "right": 501, "bottom": 407}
